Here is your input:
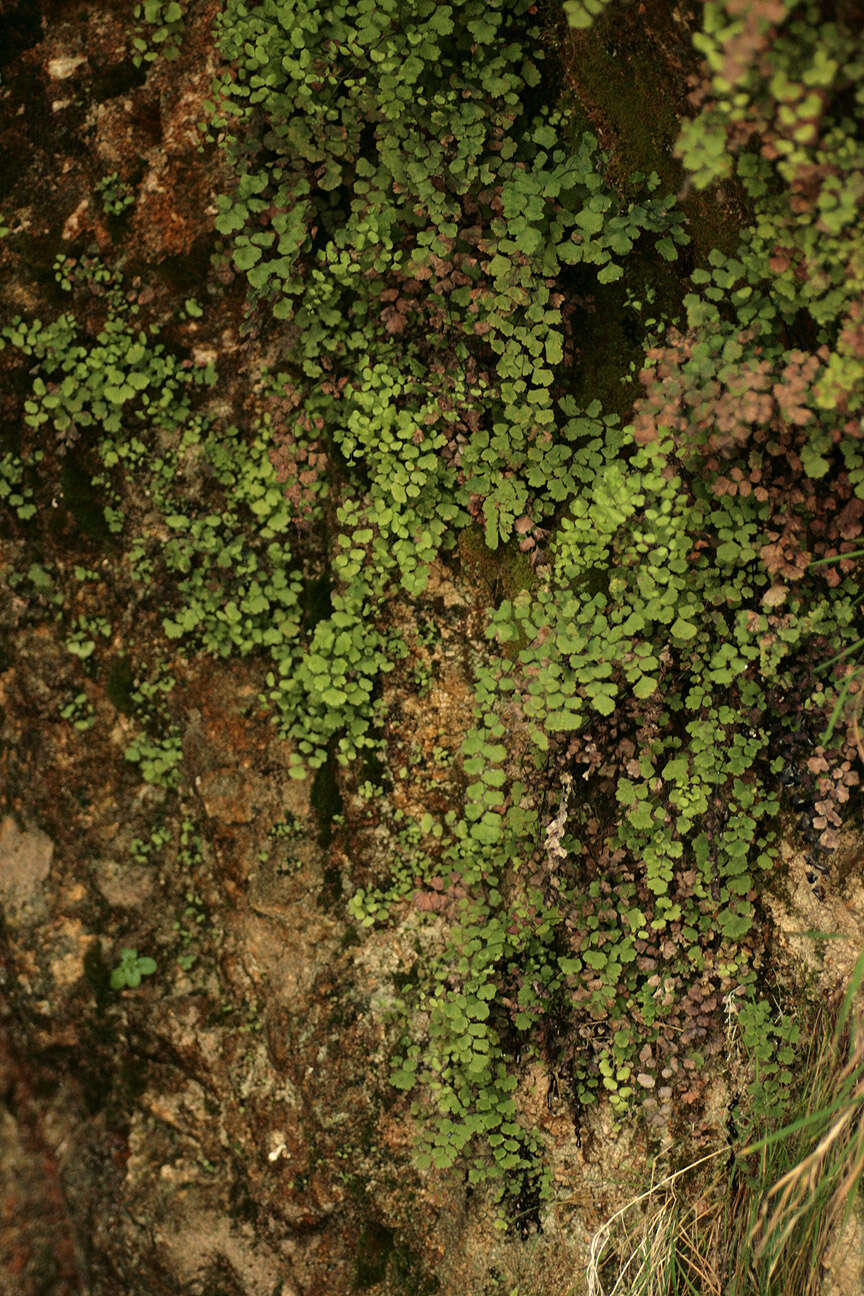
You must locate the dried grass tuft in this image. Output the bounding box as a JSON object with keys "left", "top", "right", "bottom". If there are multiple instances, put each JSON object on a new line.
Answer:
{"left": 584, "top": 950, "right": 864, "bottom": 1296}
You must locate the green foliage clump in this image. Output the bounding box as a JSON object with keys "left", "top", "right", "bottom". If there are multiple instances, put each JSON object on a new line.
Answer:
{"left": 95, "top": 173, "right": 135, "bottom": 218}
{"left": 59, "top": 690, "right": 97, "bottom": 732}
{"left": 5, "top": 309, "right": 210, "bottom": 448}
{"left": 210, "top": 0, "right": 685, "bottom": 526}
{"left": 111, "top": 947, "right": 157, "bottom": 989}
{"left": 158, "top": 427, "right": 304, "bottom": 661}
{"left": 347, "top": 803, "right": 442, "bottom": 926}
{"left": 124, "top": 729, "right": 184, "bottom": 788}
{"left": 0, "top": 449, "right": 40, "bottom": 520}
{"left": 5, "top": 0, "right": 861, "bottom": 1229}
{"left": 677, "top": 1, "right": 862, "bottom": 188}
{"left": 563, "top": 0, "right": 614, "bottom": 30}
{"left": 179, "top": 0, "right": 864, "bottom": 1213}
{"left": 202, "top": 0, "right": 688, "bottom": 800}
{"left": 384, "top": 386, "right": 857, "bottom": 1181}
{"left": 133, "top": 0, "right": 184, "bottom": 65}
{"left": 662, "top": 0, "right": 864, "bottom": 446}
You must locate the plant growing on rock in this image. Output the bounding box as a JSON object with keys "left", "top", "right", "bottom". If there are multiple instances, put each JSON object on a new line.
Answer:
{"left": 110, "top": 948, "right": 157, "bottom": 990}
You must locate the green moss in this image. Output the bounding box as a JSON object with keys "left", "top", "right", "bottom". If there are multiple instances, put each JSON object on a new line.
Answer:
{"left": 457, "top": 525, "right": 501, "bottom": 595}
{"left": 563, "top": 3, "right": 747, "bottom": 262}
{"left": 499, "top": 544, "right": 538, "bottom": 602}
{"left": 567, "top": 16, "right": 684, "bottom": 191}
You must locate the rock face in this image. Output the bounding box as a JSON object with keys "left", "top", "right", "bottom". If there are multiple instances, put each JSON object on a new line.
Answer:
{"left": 2, "top": 3, "right": 864, "bottom": 1296}
{"left": 0, "top": 5, "right": 396, "bottom": 1281}
{"left": 0, "top": 621, "right": 598, "bottom": 1295}
{"left": 0, "top": 817, "right": 53, "bottom": 926}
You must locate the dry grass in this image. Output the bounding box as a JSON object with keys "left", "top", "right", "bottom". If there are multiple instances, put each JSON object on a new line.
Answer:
{"left": 584, "top": 953, "right": 864, "bottom": 1296}
{"left": 586, "top": 1150, "right": 728, "bottom": 1296}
